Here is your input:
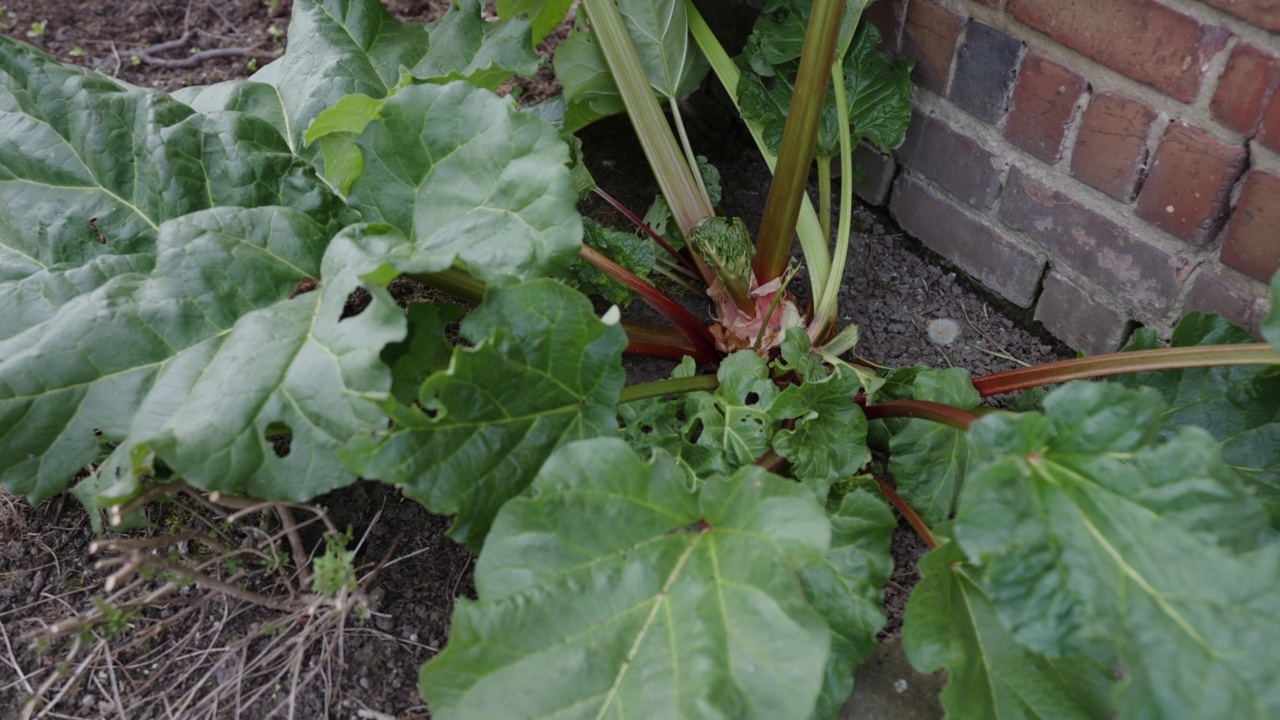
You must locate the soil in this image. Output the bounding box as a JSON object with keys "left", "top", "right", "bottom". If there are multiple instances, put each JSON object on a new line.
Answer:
{"left": 0, "top": 2, "right": 1071, "bottom": 718}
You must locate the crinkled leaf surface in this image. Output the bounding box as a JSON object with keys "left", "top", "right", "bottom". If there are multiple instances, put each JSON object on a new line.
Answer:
{"left": 407, "top": 0, "right": 539, "bottom": 89}
{"left": 568, "top": 218, "right": 655, "bottom": 306}
{"left": 840, "top": 22, "right": 913, "bottom": 151}
{"left": 771, "top": 363, "right": 869, "bottom": 493}
{"left": 0, "top": 37, "right": 345, "bottom": 337}
{"left": 956, "top": 382, "right": 1280, "bottom": 718}
{"left": 887, "top": 368, "right": 978, "bottom": 526}
{"left": 345, "top": 82, "right": 582, "bottom": 283}
{"left": 1, "top": 207, "right": 383, "bottom": 501}
{"left": 420, "top": 438, "right": 833, "bottom": 720}
{"left": 342, "top": 280, "right": 626, "bottom": 549}
{"left": 903, "top": 529, "right": 1114, "bottom": 719}
{"left": 800, "top": 490, "right": 896, "bottom": 720}
{"left": 1119, "top": 313, "right": 1280, "bottom": 522}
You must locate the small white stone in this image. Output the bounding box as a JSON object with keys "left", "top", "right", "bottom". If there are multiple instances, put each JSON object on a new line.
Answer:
{"left": 894, "top": 678, "right": 909, "bottom": 694}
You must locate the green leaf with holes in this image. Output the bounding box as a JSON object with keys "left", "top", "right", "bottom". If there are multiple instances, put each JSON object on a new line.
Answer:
{"left": 341, "top": 280, "right": 627, "bottom": 549}
{"left": 420, "top": 437, "right": 833, "bottom": 719}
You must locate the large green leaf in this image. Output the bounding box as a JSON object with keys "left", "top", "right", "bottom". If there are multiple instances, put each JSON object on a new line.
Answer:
{"left": 887, "top": 368, "right": 978, "bottom": 526}
{"left": 0, "top": 207, "right": 381, "bottom": 501}
{"left": 420, "top": 438, "right": 833, "bottom": 720}
{"left": 903, "top": 529, "right": 1114, "bottom": 719}
{"left": 342, "top": 280, "right": 626, "bottom": 549}
{"left": 0, "top": 36, "right": 345, "bottom": 334}
{"left": 800, "top": 490, "right": 896, "bottom": 720}
{"left": 1119, "top": 313, "right": 1280, "bottom": 522}
{"left": 840, "top": 22, "right": 913, "bottom": 152}
{"left": 956, "top": 382, "right": 1280, "bottom": 718}
{"left": 554, "top": 24, "right": 626, "bottom": 132}
{"left": 344, "top": 82, "right": 582, "bottom": 283}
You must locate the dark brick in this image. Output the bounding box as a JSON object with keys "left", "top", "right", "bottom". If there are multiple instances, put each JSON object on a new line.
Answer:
{"left": 1204, "top": 0, "right": 1280, "bottom": 33}
{"left": 1259, "top": 92, "right": 1280, "bottom": 154}
{"left": 894, "top": 112, "right": 1006, "bottom": 209}
{"left": 1009, "top": 0, "right": 1230, "bottom": 103}
{"left": 902, "top": 0, "right": 965, "bottom": 94}
{"left": 1136, "top": 122, "right": 1248, "bottom": 245}
{"left": 1210, "top": 43, "right": 1280, "bottom": 136}
{"left": 852, "top": 142, "right": 897, "bottom": 206}
{"left": 1221, "top": 169, "right": 1280, "bottom": 283}
{"left": 890, "top": 174, "right": 1044, "bottom": 307}
{"left": 1187, "top": 268, "right": 1268, "bottom": 336}
{"left": 1034, "top": 271, "right": 1133, "bottom": 354}
{"left": 864, "top": 0, "right": 908, "bottom": 56}
{"left": 1070, "top": 93, "right": 1157, "bottom": 201}
{"left": 999, "top": 167, "right": 1193, "bottom": 314}
{"left": 1004, "top": 54, "right": 1087, "bottom": 163}
{"left": 949, "top": 22, "right": 1024, "bottom": 123}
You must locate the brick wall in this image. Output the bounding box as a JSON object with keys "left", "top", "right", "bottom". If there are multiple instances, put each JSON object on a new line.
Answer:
{"left": 857, "top": 0, "right": 1278, "bottom": 353}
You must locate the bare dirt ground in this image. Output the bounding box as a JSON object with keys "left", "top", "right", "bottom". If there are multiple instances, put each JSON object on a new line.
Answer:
{"left": 0, "top": 2, "right": 1071, "bottom": 718}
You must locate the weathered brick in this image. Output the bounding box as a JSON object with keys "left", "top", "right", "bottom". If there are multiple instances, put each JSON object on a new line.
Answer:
{"left": 1071, "top": 93, "right": 1157, "bottom": 201}
{"left": 1210, "top": 43, "right": 1280, "bottom": 136}
{"left": 902, "top": 0, "right": 965, "bottom": 94}
{"left": 949, "top": 22, "right": 1024, "bottom": 123}
{"left": 1204, "top": 0, "right": 1280, "bottom": 33}
{"left": 890, "top": 174, "right": 1045, "bottom": 307}
{"left": 1220, "top": 169, "right": 1280, "bottom": 283}
{"left": 1034, "top": 271, "right": 1133, "bottom": 353}
{"left": 999, "top": 168, "right": 1193, "bottom": 314}
{"left": 864, "top": 0, "right": 908, "bottom": 55}
{"left": 1187, "top": 268, "right": 1268, "bottom": 335}
{"left": 1009, "top": 0, "right": 1230, "bottom": 103}
{"left": 1136, "top": 122, "right": 1247, "bottom": 245}
{"left": 852, "top": 142, "right": 896, "bottom": 206}
{"left": 1258, "top": 92, "right": 1280, "bottom": 153}
{"left": 1004, "top": 54, "right": 1087, "bottom": 163}
{"left": 894, "top": 112, "right": 1006, "bottom": 209}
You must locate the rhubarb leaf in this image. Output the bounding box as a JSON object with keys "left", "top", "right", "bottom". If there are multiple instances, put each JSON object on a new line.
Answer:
{"left": 840, "top": 22, "right": 913, "bottom": 152}
{"left": 1119, "top": 313, "right": 1280, "bottom": 523}
{"left": 555, "top": 22, "right": 625, "bottom": 131}
{"left": 800, "top": 490, "right": 896, "bottom": 720}
{"left": 496, "top": 0, "right": 575, "bottom": 45}
{"left": 345, "top": 82, "right": 582, "bottom": 283}
{"left": 616, "top": 0, "right": 708, "bottom": 99}
{"left": 771, "top": 363, "right": 869, "bottom": 494}
{"left": 420, "top": 438, "right": 833, "bottom": 720}
{"left": 408, "top": 0, "right": 539, "bottom": 90}
{"left": 341, "top": 280, "right": 627, "bottom": 549}
{"left": 957, "top": 382, "right": 1279, "bottom": 718}
{"left": 904, "top": 528, "right": 1114, "bottom": 719}
{"left": 888, "top": 368, "right": 978, "bottom": 526}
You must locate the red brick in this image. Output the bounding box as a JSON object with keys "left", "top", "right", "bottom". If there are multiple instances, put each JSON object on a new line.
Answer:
{"left": 894, "top": 112, "right": 1006, "bottom": 209}
{"left": 1071, "top": 93, "right": 1158, "bottom": 201}
{"left": 1009, "top": 0, "right": 1230, "bottom": 103}
{"left": 1204, "top": 0, "right": 1280, "bottom": 33}
{"left": 1210, "top": 43, "right": 1280, "bottom": 136}
{"left": 1221, "top": 169, "right": 1280, "bottom": 283}
{"left": 902, "top": 0, "right": 965, "bottom": 94}
{"left": 1186, "top": 269, "right": 1268, "bottom": 336}
{"left": 1136, "top": 122, "right": 1247, "bottom": 245}
{"left": 890, "top": 175, "right": 1045, "bottom": 307}
{"left": 1259, "top": 92, "right": 1280, "bottom": 153}
{"left": 864, "top": 0, "right": 908, "bottom": 55}
{"left": 1034, "top": 271, "right": 1133, "bottom": 353}
{"left": 1004, "top": 54, "right": 1087, "bottom": 164}
{"left": 999, "top": 167, "right": 1193, "bottom": 313}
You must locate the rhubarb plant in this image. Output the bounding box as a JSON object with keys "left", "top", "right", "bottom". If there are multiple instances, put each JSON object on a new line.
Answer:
{"left": 2, "top": 0, "right": 1279, "bottom": 719}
